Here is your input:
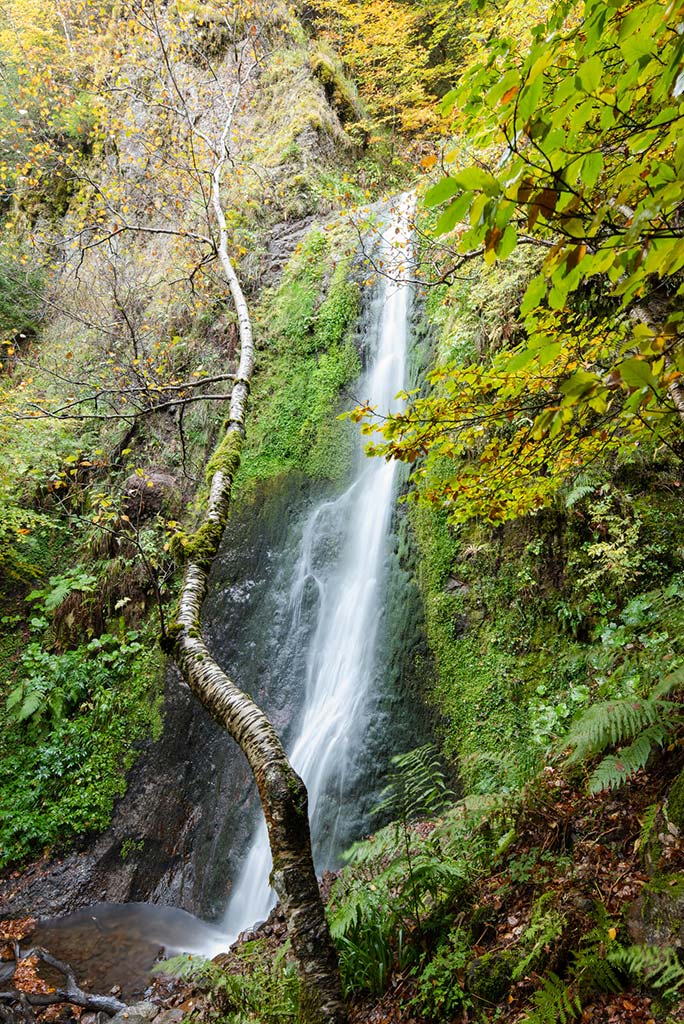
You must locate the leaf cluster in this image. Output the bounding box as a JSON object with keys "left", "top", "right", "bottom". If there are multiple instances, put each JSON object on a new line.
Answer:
{"left": 365, "top": 0, "right": 684, "bottom": 523}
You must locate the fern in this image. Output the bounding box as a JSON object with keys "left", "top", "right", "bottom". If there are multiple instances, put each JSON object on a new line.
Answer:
{"left": 153, "top": 953, "right": 214, "bottom": 981}
{"left": 564, "top": 472, "right": 600, "bottom": 509}
{"left": 565, "top": 699, "right": 668, "bottom": 763}
{"left": 609, "top": 944, "right": 684, "bottom": 1000}
{"left": 562, "top": 670, "right": 683, "bottom": 792}
{"left": 637, "top": 801, "right": 659, "bottom": 852}
{"left": 374, "top": 743, "right": 453, "bottom": 822}
{"left": 403, "top": 852, "right": 469, "bottom": 899}
{"left": 513, "top": 896, "right": 566, "bottom": 982}
{"left": 573, "top": 946, "right": 623, "bottom": 997}
{"left": 524, "top": 974, "right": 580, "bottom": 1024}
{"left": 588, "top": 723, "right": 670, "bottom": 793}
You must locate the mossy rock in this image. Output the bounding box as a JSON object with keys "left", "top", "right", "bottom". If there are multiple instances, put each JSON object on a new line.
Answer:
{"left": 626, "top": 873, "right": 684, "bottom": 949}
{"left": 666, "top": 768, "right": 684, "bottom": 831}
{"left": 309, "top": 50, "right": 363, "bottom": 127}
{"left": 466, "top": 950, "right": 514, "bottom": 1003}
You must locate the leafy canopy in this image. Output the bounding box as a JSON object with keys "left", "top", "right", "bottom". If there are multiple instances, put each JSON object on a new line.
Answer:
{"left": 359, "top": 0, "right": 684, "bottom": 521}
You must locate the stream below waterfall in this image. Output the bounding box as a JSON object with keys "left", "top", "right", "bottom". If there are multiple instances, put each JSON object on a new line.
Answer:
{"left": 25, "top": 195, "right": 422, "bottom": 993}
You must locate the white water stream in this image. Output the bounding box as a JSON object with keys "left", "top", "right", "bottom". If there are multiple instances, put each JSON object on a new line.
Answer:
{"left": 224, "top": 194, "right": 414, "bottom": 940}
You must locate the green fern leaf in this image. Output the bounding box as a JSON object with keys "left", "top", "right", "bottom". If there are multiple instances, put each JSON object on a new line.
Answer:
{"left": 565, "top": 697, "right": 678, "bottom": 764}
{"left": 652, "top": 666, "right": 684, "bottom": 699}
{"left": 375, "top": 743, "right": 453, "bottom": 822}
{"left": 17, "top": 690, "right": 44, "bottom": 722}
{"left": 588, "top": 723, "right": 669, "bottom": 793}
{"left": 565, "top": 473, "right": 599, "bottom": 508}
{"left": 609, "top": 944, "right": 684, "bottom": 1000}
{"left": 524, "top": 973, "right": 580, "bottom": 1024}
{"left": 6, "top": 684, "right": 24, "bottom": 711}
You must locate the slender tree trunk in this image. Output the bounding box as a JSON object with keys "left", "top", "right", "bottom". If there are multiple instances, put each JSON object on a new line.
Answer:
{"left": 165, "top": 118, "right": 347, "bottom": 1024}
{"left": 668, "top": 379, "right": 684, "bottom": 424}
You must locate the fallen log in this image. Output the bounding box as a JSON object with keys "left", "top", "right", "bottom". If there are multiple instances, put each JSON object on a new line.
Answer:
{"left": 0, "top": 946, "right": 126, "bottom": 1017}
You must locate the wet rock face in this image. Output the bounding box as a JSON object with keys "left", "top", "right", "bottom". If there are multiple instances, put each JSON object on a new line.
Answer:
{"left": 0, "top": 473, "right": 317, "bottom": 924}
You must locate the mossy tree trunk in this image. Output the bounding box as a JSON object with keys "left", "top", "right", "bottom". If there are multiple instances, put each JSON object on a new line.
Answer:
{"left": 165, "top": 74, "right": 347, "bottom": 1024}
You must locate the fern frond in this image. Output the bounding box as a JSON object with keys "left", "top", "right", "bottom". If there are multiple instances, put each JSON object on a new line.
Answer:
{"left": 609, "top": 944, "right": 684, "bottom": 1000}
{"left": 152, "top": 953, "right": 212, "bottom": 979}
{"left": 406, "top": 854, "right": 468, "bottom": 898}
{"left": 327, "top": 880, "right": 374, "bottom": 939}
{"left": 565, "top": 473, "right": 599, "bottom": 509}
{"left": 375, "top": 743, "right": 453, "bottom": 822}
{"left": 652, "top": 666, "right": 684, "bottom": 699}
{"left": 513, "top": 905, "right": 566, "bottom": 982}
{"left": 343, "top": 822, "right": 403, "bottom": 867}
{"left": 638, "top": 802, "right": 659, "bottom": 850}
{"left": 588, "top": 723, "right": 669, "bottom": 793}
{"left": 573, "top": 949, "right": 623, "bottom": 995}
{"left": 524, "top": 973, "right": 580, "bottom": 1024}
{"left": 564, "top": 699, "right": 669, "bottom": 763}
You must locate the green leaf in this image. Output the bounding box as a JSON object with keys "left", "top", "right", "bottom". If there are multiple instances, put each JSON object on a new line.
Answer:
{"left": 440, "top": 88, "right": 458, "bottom": 115}
{"left": 618, "top": 358, "right": 659, "bottom": 391}
{"left": 433, "top": 192, "right": 472, "bottom": 235}
{"left": 6, "top": 685, "right": 24, "bottom": 710}
{"left": 451, "top": 166, "right": 501, "bottom": 196}
{"left": 18, "top": 691, "right": 43, "bottom": 721}
{"left": 559, "top": 369, "right": 599, "bottom": 398}
{"left": 581, "top": 151, "right": 603, "bottom": 189}
{"left": 576, "top": 55, "right": 603, "bottom": 93}
{"left": 496, "top": 224, "right": 517, "bottom": 259}
{"left": 505, "top": 344, "right": 538, "bottom": 372}
{"left": 424, "top": 177, "right": 462, "bottom": 208}
{"left": 520, "top": 274, "right": 547, "bottom": 315}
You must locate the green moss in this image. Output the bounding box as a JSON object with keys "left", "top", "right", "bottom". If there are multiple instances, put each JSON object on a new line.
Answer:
{"left": 159, "top": 621, "right": 183, "bottom": 653}
{"left": 179, "top": 520, "right": 226, "bottom": 572}
{"left": 409, "top": 503, "right": 539, "bottom": 792}
{"left": 309, "top": 49, "right": 363, "bottom": 125}
{"left": 642, "top": 872, "right": 684, "bottom": 900}
{"left": 666, "top": 770, "right": 684, "bottom": 831}
{"left": 466, "top": 950, "right": 514, "bottom": 1002}
{"left": 205, "top": 427, "right": 243, "bottom": 484}
{"left": 238, "top": 223, "right": 361, "bottom": 489}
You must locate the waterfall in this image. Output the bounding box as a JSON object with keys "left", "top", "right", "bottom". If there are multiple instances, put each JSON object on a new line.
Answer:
{"left": 224, "top": 194, "right": 414, "bottom": 939}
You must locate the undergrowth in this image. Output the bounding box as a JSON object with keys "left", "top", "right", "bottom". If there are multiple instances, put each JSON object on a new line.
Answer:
{"left": 155, "top": 940, "right": 299, "bottom": 1024}
{"left": 0, "top": 622, "right": 163, "bottom": 866}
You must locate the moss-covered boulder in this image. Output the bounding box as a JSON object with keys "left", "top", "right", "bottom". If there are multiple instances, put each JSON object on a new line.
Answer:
{"left": 466, "top": 950, "right": 514, "bottom": 1002}
{"left": 626, "top": 873, "right": 684, "bottom": 949}
{"left": 666, "top": 769, "right": 684, "bottom": 831}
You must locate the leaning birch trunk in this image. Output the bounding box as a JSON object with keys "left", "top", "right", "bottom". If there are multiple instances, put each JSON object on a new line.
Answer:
{"left": 164, "top": 127, "right": 347, "bottom": 1024}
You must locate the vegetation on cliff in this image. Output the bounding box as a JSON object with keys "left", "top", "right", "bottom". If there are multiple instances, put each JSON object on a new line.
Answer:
{"left": 1, "top": 0, "right": 684, "bottom": 1020}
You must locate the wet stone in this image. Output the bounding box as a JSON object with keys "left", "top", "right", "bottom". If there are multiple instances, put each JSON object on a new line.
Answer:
{"left": 110, "top": 1004, "right": 159, "bottom": 1024}
{"left": 153, "top": 1009, "right": 184, "bottom": 1024}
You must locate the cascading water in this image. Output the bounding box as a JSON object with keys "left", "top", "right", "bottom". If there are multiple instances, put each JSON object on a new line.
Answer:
{"left": 225, "top": 194, "right": 415, "bottom": 939}
{"left": 19, "top": 198, "right": 416, "bottom": 989}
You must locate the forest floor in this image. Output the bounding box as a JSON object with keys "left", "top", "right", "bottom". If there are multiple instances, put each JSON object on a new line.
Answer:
{"left": 2, "top": 759, "right": 683, "bottom": 1023}
{"left": 344, "top": 761, "right": 684, "bottom": 1023}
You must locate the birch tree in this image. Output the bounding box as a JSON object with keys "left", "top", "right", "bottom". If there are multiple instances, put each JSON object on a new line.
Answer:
{"left": 1, "top": 1, "right": 347, "bottom": 1019}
